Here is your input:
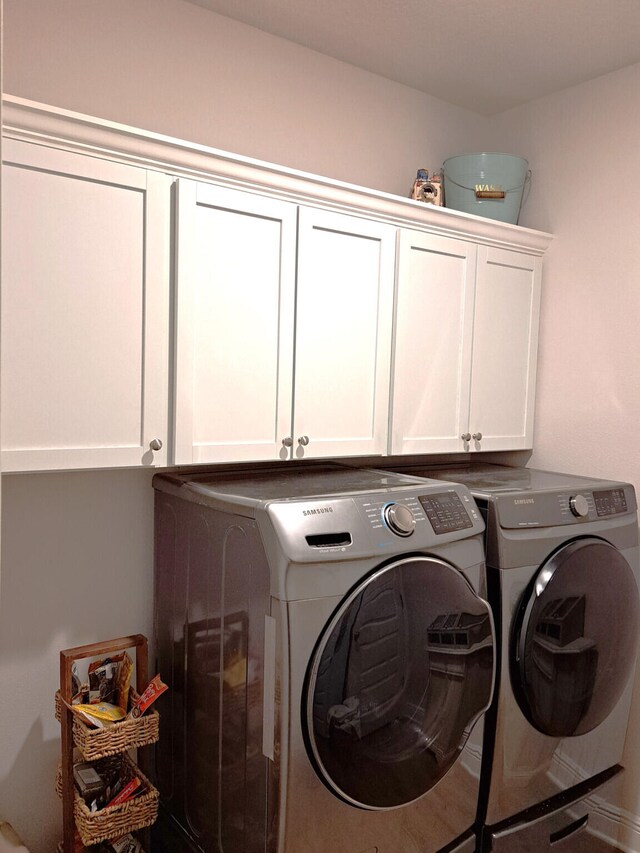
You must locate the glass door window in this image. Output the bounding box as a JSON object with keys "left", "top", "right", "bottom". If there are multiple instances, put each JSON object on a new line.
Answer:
{"left": 514, "top": 537, "right": 640, "bottom": 737}
{"left": 302, "top": 556, "right": 495, "bottom": 809}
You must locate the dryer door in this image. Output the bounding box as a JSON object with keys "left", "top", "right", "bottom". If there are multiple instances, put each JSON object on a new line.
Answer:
{"left": 514, "top": 537, "right": 640, "bottom": 737}
{"left": 302, "top": 555, "right": 495, "bottom": 810}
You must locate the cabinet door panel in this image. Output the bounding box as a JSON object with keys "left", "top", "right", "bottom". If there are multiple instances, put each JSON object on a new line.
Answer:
{"left": 390, "top": 231, "right": 476, "bottom": 454}
{"left": 294, "top": 209, "right": 395, "bottom": 458}
{"left": 1, "top": 140, "right": 170, "bottom": 471}
{"left": 469, "top": 246, "right": 541, "bottom": 450}
{"left": 174, "top": 182, "right": 296, "bottom": 464}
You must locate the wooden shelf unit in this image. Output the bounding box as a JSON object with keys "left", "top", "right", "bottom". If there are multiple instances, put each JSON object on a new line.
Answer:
{"left": 58, "top": 634, "right": 154, "bottom": 852}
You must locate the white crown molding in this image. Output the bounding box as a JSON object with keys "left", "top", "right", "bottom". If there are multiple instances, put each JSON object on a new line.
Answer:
{"left": 2, "top": 94, "right": 553, "bottom": 255}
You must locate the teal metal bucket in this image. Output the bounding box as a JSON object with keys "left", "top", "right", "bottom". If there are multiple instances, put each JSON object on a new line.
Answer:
{"left": 442, "top": 153, "right": 530, "bottom": 224}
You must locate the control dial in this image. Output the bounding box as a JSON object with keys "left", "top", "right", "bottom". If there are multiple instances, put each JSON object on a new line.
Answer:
{"left": 569, "top": 494, "right": 590, "bottom": 518}
{"left": 384, "top": 503, "right": 416, "bottom": 537}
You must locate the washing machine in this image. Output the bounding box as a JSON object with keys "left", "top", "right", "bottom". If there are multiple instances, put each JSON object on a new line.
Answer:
{"left": 152, "top": 465, "right": 496, "bottom": 853}
{"left": 404, "top": 463, "right": 640, "bottom": 852}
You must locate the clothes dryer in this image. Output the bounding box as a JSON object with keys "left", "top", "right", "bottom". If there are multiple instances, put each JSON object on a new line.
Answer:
{"left": 153, "top": 465, "right": 496, "bottom": 853}
{"left": 413, "top": 464, "right": 640, "bottom": 852}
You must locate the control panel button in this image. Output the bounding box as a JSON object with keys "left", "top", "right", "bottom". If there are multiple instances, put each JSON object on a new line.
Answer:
{"left": 569, "top": 494, "right": 590, "bottom": 518}
{"left": 384, "top": 503, "right": 416, "bottom": 537}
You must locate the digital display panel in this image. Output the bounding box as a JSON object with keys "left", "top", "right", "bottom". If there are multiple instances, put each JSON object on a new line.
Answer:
{"left": 419, "top": 492, "right": 472, "bottom": 535}
{"left": 593, "top": 488, "right": 628, "bottom": 517}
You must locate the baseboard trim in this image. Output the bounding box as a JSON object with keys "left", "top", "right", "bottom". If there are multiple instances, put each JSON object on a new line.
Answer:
{"left": 548, "top": 752, "right": 640, "bottom": 852}
{"left": 598, "top": 803, "right": 640, "bottom": 853}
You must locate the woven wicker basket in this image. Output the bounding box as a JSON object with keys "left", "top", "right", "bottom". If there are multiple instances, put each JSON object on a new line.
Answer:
{"left": 55, "top": 690, "right": 159, "bottom": 760}
{"left": 56, "top": 753, "right": 158, "bottom": 847}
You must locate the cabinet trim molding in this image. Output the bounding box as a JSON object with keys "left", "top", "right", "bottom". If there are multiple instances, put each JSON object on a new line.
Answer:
{"left": 3, "top": 95, "right": 553, "bottom": 255}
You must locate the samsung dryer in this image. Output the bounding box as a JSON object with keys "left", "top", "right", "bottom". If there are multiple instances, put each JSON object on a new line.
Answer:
{"left": 422, "top": 464, "right": 640, "bottom": 852}
{"left": 153, "top": 465, "right": 496, "bottom": 853}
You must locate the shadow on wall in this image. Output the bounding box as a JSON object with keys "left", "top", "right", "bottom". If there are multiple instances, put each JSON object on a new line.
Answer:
{"left": 0, "top": 718, "right": 61, "bottom": 851}
{"left": 0, "top": 469, "right": 155, "bottom": 656}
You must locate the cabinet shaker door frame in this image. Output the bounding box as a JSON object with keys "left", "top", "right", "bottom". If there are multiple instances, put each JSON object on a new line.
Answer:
{"left": 1, "top": 139, "right": 170, "bottom": 471}
{"left": 173, "top": 180, "right": 297, "bottom": 464}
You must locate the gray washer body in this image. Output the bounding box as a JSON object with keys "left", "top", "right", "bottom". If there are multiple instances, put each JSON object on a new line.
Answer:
{"left": 153, "top": 464, "right": 496, "bottom": 853}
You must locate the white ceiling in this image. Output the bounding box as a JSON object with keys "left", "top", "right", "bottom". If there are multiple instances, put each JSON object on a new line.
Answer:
{"left": 183, "top": 0, "right": 640, "bottom": 115}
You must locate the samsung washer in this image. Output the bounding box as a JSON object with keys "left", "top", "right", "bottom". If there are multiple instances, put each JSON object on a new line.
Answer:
{"left": 410, "top": 463, "right": 640, "bottom": 852}
{"left": 153, "top": 465, "right": 496, "bottom": 853}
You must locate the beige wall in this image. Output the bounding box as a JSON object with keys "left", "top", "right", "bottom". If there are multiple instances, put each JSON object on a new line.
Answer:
{"left": 4, "top": 0, "right": 640, "bottom": 848}
{"left": 3, "top": 0, "right": 489, "bottom": 197}
{"left": 491, "top": 63, "right": 640, "bottom": 849}
{"left": 0, "top": 470, "right": 155, "bottom": 851}
{"left": 490, "top": 62, "right": 640, "bottom": 490}
{"left": 0, "top": 1, "right": 491, "bottom": 849}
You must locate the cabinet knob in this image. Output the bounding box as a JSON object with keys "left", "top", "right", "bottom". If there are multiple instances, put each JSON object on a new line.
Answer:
{"left": 282, "top": 437, "right": 293, "bottom": 448}
{"left": 298, "top": 435, "right": 310, "bottom": 447}
{"left": 149, "top": 438, "right": 163, "bottom": 451}
{"left": 461, "top": 433, "right": 472, "bottom": 442}
{"left": 472, "top": 432, "right": 483, "bottom": 441}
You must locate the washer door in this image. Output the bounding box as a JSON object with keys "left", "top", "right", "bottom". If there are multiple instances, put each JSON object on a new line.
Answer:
{"left": 302, "top": 555, "right": 495, "bottom": 810}
{"left": 514, "top": 537, "right": 640, "bottom": 738}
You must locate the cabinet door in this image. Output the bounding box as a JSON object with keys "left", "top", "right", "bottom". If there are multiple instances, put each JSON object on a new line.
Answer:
{"left": 390, "top": 230, "right": 476, "bottom": 454}
{"left": 293, "top": 208, "right": 395, "bottom": 459}
{"left": 1, "top": 140, "right": 170, "bottom": 471}
{"left": 468, "top": 246, "right": 541, "bottom": 451}
{"left": 174, "top": 181, "right": 297, "bottom": 464}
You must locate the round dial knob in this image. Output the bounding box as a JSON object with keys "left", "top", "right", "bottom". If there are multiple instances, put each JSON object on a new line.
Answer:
{"left": 384, "top": 503, "right": 416, "bottom": 537}
{"left": 569, "top": 494, "right": 590, "bottom": 518}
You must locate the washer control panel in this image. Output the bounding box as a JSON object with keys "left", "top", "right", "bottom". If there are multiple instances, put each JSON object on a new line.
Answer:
{"left": 383, "top": 502, "right": 417, "bottom": 537}
{"left": 360, "top": 488, "right": 480, "bottom": 538}
{"left": 419, "top": 492, "right": 474, "bottom": 535}
{"left": 361, "top": 494, "right": 426, "bottom": 535}
{"left": 267, "top": 484, "right": 484, "bottom": 561}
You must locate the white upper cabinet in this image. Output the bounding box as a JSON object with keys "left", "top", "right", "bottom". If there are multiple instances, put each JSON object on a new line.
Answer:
{"left": 467, "top": 246, "right": 542, "bottom": 451}
{"left": 2, "top": 98, "right": 552, "bottom": 470}
{"left": 1, "top": 140, "right": 171, "bottom": 472}
{"left": 292, "top": 208, "right": 395, "bottom": 459}
{"left": 390, "top": 232, "right": 542, "bottom": 454}
{"left": 173, "top": 182, "right": 395, "bottom": 464}
{"left": 390, "top": 231, "right": 477, "bottom": 454}
{"left": 173, "top": 181, "right": 297, "bottom": 464}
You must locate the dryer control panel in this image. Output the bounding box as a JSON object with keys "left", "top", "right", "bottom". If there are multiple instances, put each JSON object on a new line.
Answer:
{"left": 494, "top": 484, "right": 637, "bottom": 529}
{"left": 593, "top": 487, "right": 629, "bottom": 516}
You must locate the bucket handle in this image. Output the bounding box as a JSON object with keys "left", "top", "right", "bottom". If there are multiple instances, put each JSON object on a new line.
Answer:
{"left": 443, "top": 169, "right": 532, "bottom": 197}
{"left": 520, "top": 169, "right": 533, "bottom": 209}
